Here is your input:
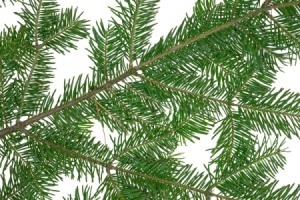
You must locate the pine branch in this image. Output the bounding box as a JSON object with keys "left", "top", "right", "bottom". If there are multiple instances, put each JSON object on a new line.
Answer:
{"left": 93, "top": 97, "right": 129, "bottom": 132}
{"left": 227, "top": 109, "right": 236, "bottom": 162}
{"left": 136, "top": 74, "right": 229, "bottom": 105}
{"left": 138, "top": 74, "right": 300, "bottom": 119}
{"left": 109, "top": 118, "right": 188, "bottom": 164}
{"left": 111, "top": 0, "right": 159, "bottom": 64}
{"left": 204, "top": 55, "right": 237, "bottom": 75}
{"left": 38, "top": 9, "right": 88, "bottom": 50}
{"left": 93, "top": 98, "right": 107, "bottom": 145}
{"left": 265, "top": 12, "right": 300, "bottom": 48}
{"left": 2, "top": 181, "right": 31, "bottom": 200}
{"left": 63, "top": 185, "right": 103, "bottom": 200}
{"left": 230, "top": 69, "right": 256, "bottom": 100}
{"left": 1, "top": 1, "right": 300, "bottom": 197}
{"left": 121, "top": 81, "right": 164, "bottom": 108}
{"left": 20, "top": 128, "right": 235, "bottom": 199}
{"left": 2, "top": 69, "right": 299, "bottom": 139}
{"left": 106, "top": 168, "right": 125, "bottom": 200}
{"left": 17, "top": 0, "right": 42, "bottom": 122}
{"left": 3, "top": 139, "right": 51, "bottom": 198}
{"left": 135, "top": 1, "right": 300, "bottom": 72}
{"left": 236, "top": 103, "right": 299, "bottom": 118}
{"left": 110, "top": 86, "right": 153, "bottom": 127}
{"left": 0, "top": 61, "right": 7, "bottom": 128}
{"left": 230, "top": 0, "right": 240, "bottom": 19}
{"left": 235, "top": 23, "right": 284, "bottom": 61}
{"left": 208, "top": 146, "right": 284, "bottom": 191}
{"left": 0, "top": 1, "right": 298, "bottom": 139}
{"left": 262, "top": 0, "right": 273, "bottom": 8}
{"left": 89, "top": 21, "right": 124, "bottom": 84}
{"left": 128, "top": 0, "right": 141, "bottom": 67}
{"left": 101, "top": 24, "right": 110, "bottom": 82}
{"left": 110, "top": 135, "right": 168, "bottom": 165}
{"left": 38, "top": 7, "right": 89, "bottom": 53}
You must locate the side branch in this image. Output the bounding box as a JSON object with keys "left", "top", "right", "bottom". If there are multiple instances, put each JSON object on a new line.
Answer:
{"left": 128, "top": 0, "right": 141, "bottom": 68}
{"left": 0, "top": 1, "right": 299, "bottom": 138}
{"left": 106, "top": 168, "right": 125, "bottom": 200}
{"left": 109, "top": 114, "right": 196, "bottom": 165}
{"left": 0, "top": 70, "right": 133, "bottom": 138}
{"left": 17, "top": 0, "right": 43, "bottom": 121}
{"left": 136, "top": 74, "right": 230, "bottom": 105}
{"left": 134, "top": 1, "right": 300, "bottom": 71}
{"left": 21, "top": 128, "right": 235, "bottom": 200}
{"left": 138, "top": 74, "right": 300, "bottom": 119}
{"left": 207, "top": 148, "right": 283, "bottom": 191}
{"left": 265, "top": 12, "right": 300, "bottom": 48}
{"left": 5, "top": 138, "right": 44, "bottom": 196}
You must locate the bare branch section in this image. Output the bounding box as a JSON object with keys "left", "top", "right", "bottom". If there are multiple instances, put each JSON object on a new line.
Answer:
{"left": 0, "top": 1, "right": 299, "bottom": 138}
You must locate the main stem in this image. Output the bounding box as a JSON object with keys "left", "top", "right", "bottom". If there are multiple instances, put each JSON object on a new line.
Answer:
{"left": 21, "top": 128, "right": 236, "bottom": 200}
{"left": 0, "top": 1, "right": 299, "bottom": 138}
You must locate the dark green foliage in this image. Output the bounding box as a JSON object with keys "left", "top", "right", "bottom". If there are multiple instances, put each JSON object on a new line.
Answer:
{"left": 110, "top": 0, "right": 159, "bottom": 64}
{"left": 0, "top": 0, "right": 300, "bottom": 199}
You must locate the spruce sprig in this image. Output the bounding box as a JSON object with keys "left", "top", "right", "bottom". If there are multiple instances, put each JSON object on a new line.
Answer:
{"left": 0, "top": 0, "right": 300, "bottom": 199}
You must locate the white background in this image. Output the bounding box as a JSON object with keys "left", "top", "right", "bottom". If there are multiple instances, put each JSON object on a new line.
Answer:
{"left": 1, "top": 0, "right": 300, "bottom": 199}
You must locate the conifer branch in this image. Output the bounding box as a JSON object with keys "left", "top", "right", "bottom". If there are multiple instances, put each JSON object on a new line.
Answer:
{"left": 205, "top": 55, "right": 237, "bottom": 75}
{"left": 109, "top": 135, "right": 167, "bottom": 165}
{"left": 0, "top": 61, "right": 7, "bottom": 128}
{"left": 2, "top": 0, "right": 300, "bottom": 199}
{"left": 0, "top": 0, "right": 299, "bottom": 138}
{"left": 128, "top": 0, "right": 141, "bottom": 68}
{"left": 121, "top": 81, "right": 164, "bottom": 107}
{"left": 134, "top": 1, "right": 300, "bottom": 72}
{"left": 234, "top": 103, "right": 300, "bottom": 118}
{"left": 262, "top": 0, "right": 273, "bottom": 9}
{"left": 103, "top": 26, "right": 110, "bottom": 81}
{"left": 21, "top": 128, "right": 235, "bottom": 200}
{"left": 93, "top": 97, "right": 129, "bottom": 132}
{"left": 235, "top": 23, "right": 283, "bottom": 60}
{"left": 265, "top": 12, "right": 300, "bottom": 48}
{"left": 136, "top": 74, "right": 230, "bottom": 105}
{"left": 0, "top": 69, "right": 131, "bottom": 138}
{"left": 109, "top": 125, "right": 177, "bottom": 165}
{"left": 227, "top": 109, "right": 235, "bottom": 161}
{"left": 230, "top": 69, "right": 256, "bottom": 99}
{"left": 38, "top": 13, "right": 86, "bottom": 49}
{"left": 3, "top": 181, "right": 31, "bottom": 200}
{"left": 106, "top": 168, "right": 125, "bottom": 200}
{"left": 115, "top": 168, "right": 236, "bottom": 200}
{"left": 207, "top": 147, "right": 283, "bottom": 191}
{"left": 230, "top": 0, "right": 240, "bottom": 19}
{"left": 138, "top": 74, "right": 300, "bottom": 119}
{"left": 17, "top": 0, "right": 42, "bottom": 122}
{"left": 109, "top": 87, "right": 151, "bottom": 126}
{"left": 5, "top": 138, "right": 45, "bottom": 196}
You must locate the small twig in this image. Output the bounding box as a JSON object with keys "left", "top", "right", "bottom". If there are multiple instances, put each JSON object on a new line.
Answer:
{"left": 17, "top": 0, "right": 43, "bottom": 122}
{"left": 93, "top": 98, "right": 107, "bottom": 145}
{"left": 93, "top": 97, "right": 129, "bottom": 132}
